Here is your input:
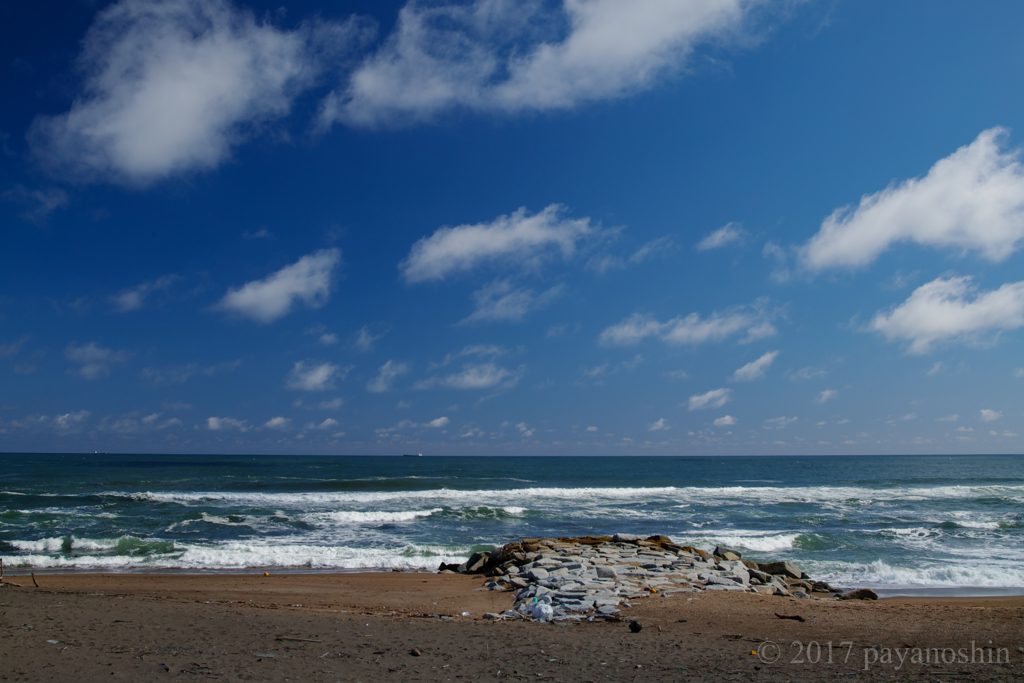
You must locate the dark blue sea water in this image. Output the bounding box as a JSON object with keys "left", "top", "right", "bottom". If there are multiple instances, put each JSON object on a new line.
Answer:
{"left": 1, "top": 454, "right": 1022, "bottom": 593}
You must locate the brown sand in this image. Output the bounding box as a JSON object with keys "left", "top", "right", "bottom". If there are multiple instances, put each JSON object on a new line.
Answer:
{"left": 1, "top": 572, "right": 1022, "bottom": 681}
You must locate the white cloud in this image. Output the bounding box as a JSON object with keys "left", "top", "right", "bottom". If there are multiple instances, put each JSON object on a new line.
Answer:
{"left": 354, "top": 325, "right": 386, "bottom": 352}
{"left": 869, "top": 276, "right": 1024, "bottom": 354}
{"left": 319, "top": 333, "right": 339, "bottom": 346}
{"left": 599, "top": 299, "right": 777, "bottom": 347}
{"left": 816, "top": 389, "right": 837, "bottom": 404}
{"left": 516, "top": 422, "right": 534, "bottom": 438}
{"left": 801, "top": 128, "right": 1024, "bottom": 270}
{"left": 141, "top": 359, "right": 241, "bottom": 386}
{"left": 65, "top": 342, "right": 131, "bottom": 379}
{"left": 587, "top": 236, "right": 675, "bottom": 274}
{"left": 789, "top": 366, "right": 826, "bottom": 381}
{"left": 425, "top": 416, "right": 449, "bottom": 428}
{"left": 433, "top": 344, "right": 506, "bottom": 367}
{"left": 28, "top": 0, "right": 371, "bottom": 185}
{"left": 957, "top": 426, "right": 973, "bottom": 432}
{"left": 731, "top": 350, "right": 778, "bottom": 381}
{"left": 206, "top": 416, "right": 248, "bottom": 431}
{"left": 927, "top": 361, "right": 945, "bottom": 376}
{"left": 415, "top": 363, "right": 520, "bottom": 390}
{"left": 980, "top": 409, "right": 1002, "bottom": 422}
{"left": 696, "top": 222, "right": 746, "bottom": 250}
{"left": 309, "top": 418, "right": 340, "bottom": 430}
{"left": 53, "top": 410, "right": 91, "bottom": 431}
{"left": 763, "top": 416, "right": 797, "bottom": 429}
{"left": 368, "top": 360, "right": 409, "bottom": 393}
{"left": 461, "top": 279, "right": 563, "bottom": 324}
{"left": 937, "top": 414, "right": 958, "bottom": 422}
{"left": 666, "top": 369, "right": 690, "bottom": 379}
{"left": 713, "top": 415, "right": 736, "bottom": 426}
{"left": 326, "top": 0, "right": 767, "bottom": 127}
{"left": 217, "top": 248, "right": 340, "bottom": 323}
{"left": 586, "top": 425, "right": 598, "bottom": 432}
{"left": 318, "top": 399, "right": 344, "bottom": 410}
{"left": 649, "top": 418, "right": 669, "bottom": 431}
{"left": 263, "top": 416, "right": 291, "bottom": 430}
{"left": 111, "top": 274, "right": 179, "bottom": 312}
{"left": 688, "top": 388, "right": 731, "bottom": 411}
{"left": 401, "top": 205, "right": 595, "bottom": 283}
{"left": 97, "top": 412, "right": 182, "bottom": 434}
{"left": 286, "top": 361, "right": 349, "bottom": 392}
{"left": 1013, "top": 368, "right": 1024, "bottom": 378}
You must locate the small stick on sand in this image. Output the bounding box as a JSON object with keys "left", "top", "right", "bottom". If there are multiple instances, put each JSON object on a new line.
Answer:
{"left": 0, "top": 557, "right": 4, "bottom": 583}
{"left": 31, "top": 572, "right": 39, "bottom": 588}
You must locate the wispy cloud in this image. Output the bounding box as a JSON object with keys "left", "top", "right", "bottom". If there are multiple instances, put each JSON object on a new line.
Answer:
{"left": 206, "top": 416, "right": 249, "bottom": 432}
{"left": 713, "top": 415, "right": 736, "bottom": 426}
{"left": 731, "top": 350, "right": 778, "bottom": 381}
{"left": 696, "top": 222, "right": 746, "bottom": 251}
{"left": 367, "top": 360, "right": 409, "bottom": 393}
{"left": 354, "top": 324, "right": 386, "bottom": 352}
{"left": 460, "top": 279, "right": 563, "bottom": 324}
{"left": 648, "top": 418, "right": 670, "bottom": 431}
{"left": 286, "top": 361, "right": 350, "bottom": 392}
{"left": 980, "top": 409, "right": 1002, "bottom": 422}
{"left": 217, "top": 248, "right": 340, "bottom": 323}
{"left": 816, "top": 389, "right": 837, "bottom": 404}
{"left": 801, "top": 128, "right": 1024, "bottom": 270}
{"left": 141, "top": 359, "right": 241, "bottom": 386}
{"left": 401, "top": 205, "right": 596, "bottom": 283}
{"left": 763, "top": 416, "right": 797, "bottom": 429}
{"left": 599, "top": 298, "right": 778, "bottom": 347}
{"left": 65, "top": 342, "right": 131, "bottom": 379}
{"left": 2, "top": 185, "right": 68, "bottom": 223}
{"left": 111, "top": 274, "right": 179, "bottom": 312}
{"left": 586, "top": 236, "right": 675, "bottom": 274}
{"left": 688, "top": 388, "right": 731, "bottom": 411}
{"left": 870, "top": 276, "right": 1024, "bottom": 354}
{"left": 415, "top": 362, "right": 521, "bottom": 390}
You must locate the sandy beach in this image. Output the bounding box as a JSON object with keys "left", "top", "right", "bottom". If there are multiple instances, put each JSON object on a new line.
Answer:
{"left": 2, "top": 571, "right": 1022, "bottom": 682}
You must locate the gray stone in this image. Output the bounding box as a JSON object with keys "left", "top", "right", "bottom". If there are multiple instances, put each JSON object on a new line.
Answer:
{"left": 760, "top": 561, "right": 802, "bottom": 580}
{"left": 527, "top": 568, "right": 549, "bottom": 580}
{"left": 466, "top": 551, "right": 490, "bottom": 573}
{"left": 840, "top": 588, "right": 879, "bottom": 601}
{"left": 713, "top": 545, "right": 742, "bottom": 560}
{"left": 612, "top": 533, "right": 642, "bottom": 543}
{"left": 596, "top": 566, "right": 618, "bottom": 579}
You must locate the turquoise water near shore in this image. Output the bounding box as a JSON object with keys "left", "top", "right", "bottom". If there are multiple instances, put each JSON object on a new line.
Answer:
{"left": 1, "top": 454, "right": 1022, "bottom": 593}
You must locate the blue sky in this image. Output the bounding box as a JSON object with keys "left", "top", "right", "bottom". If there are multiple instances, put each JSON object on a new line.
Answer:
{"left": 3, "top": 0, "right": 1024, "bottom": 455}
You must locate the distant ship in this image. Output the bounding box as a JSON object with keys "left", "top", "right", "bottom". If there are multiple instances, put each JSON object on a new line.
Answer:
{"left": 402, "top": 453, "right": 423, "bottom": 457}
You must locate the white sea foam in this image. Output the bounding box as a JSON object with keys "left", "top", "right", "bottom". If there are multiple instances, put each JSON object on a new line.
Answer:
{"left": 674, "top": 531, "right": 802, "bottom": 553}
{"left": 104, "top": 483, "right": 1024, "bottom": 511}
{"left": 813, "top": 559, "right": 1024, "bottom": 589}
{"left": 312, "top": 509, "right": 443, "bottom": 524}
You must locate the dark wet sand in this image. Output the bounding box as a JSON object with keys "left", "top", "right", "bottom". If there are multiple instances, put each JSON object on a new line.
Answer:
{"left": 1, "top": 572, "right": 1022, "bottom": 681}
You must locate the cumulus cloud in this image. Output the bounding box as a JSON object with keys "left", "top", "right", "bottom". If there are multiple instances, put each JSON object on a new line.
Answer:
{"left": 286, "top": 361, "right": 349, "bottom": 391}
{"left": 599, "top": 298, "right": 777, "bottom": 347}
{"left": 308, "top": 418, "right": 340, "bottom": 430}
{"left": 648, "top": 418, "right": 670, "bottom": 431}
{"left": 696, "top": 222, "right": 746, "bottom": 250}
{"left": 111, "top": 274, "right": 179, "bottom": 312}
{"left": 816, "top": 389, "right": 837, "bottom": 404}
{"left": 425, "top": 416, "right": 449, "bottom": 428}
{"left": 415, "top": 362, "right": 520, "bottom": 390}
{"left": 713, "top": 415, "right": 736, "bottom": 426}
{"left": 367, "top": 360, "right": 409, "bottom": 393}
{"left": 869, "top": 276, "right": 1024, "bottom": 354}
{"left": 461, "top": 280, "right": 563, "bottom": 324}
{"left": 401, "top": 205, "right": 596, "bottom": 283}
{"left": 325, "top": 0, "right": 768, "bottom": 127}
{"left": 206, "top": 416, "right": 249, "bottom": 431}
{"left": 731, "top": 350, "right": 778, "bottom": 381}
{"left": 688, "top": 388, "right": 731, "bottom": 411}
{"left": 801, "top": 128, "right": 1024, "bottom": 270}
{"left": 217, "top": 248, "right": 340, "bottom": 323}
{"left": 980, "top": 409, "right": 1002, "bottom": 422}
{"left": 65, "top": 342, "right": 131, "bottom": 379}
{"left": 263, "top": 416, "right": 292, "bottom": 430}
{"left": 517, "top": 422, "right": 534, "bottom": 438}
{"left": 28, "top": 0, "right": 370, "bottom": 185}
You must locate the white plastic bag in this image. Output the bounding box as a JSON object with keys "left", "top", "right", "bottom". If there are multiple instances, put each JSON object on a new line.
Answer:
{"left": 532, "top": 602, "right": 553, "bottom": 621}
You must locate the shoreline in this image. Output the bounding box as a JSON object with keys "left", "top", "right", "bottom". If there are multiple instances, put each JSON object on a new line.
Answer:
{"left": 2, "top": 571, "right": 1023, "bottom": 681}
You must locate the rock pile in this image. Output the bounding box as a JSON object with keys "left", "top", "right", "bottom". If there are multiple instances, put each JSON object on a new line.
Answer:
{"left": 440, "top": 534, "right": 851, "bottom": 622}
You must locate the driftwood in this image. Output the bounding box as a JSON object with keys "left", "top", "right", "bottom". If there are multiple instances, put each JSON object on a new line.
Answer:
{"left": 774, "top": 612, "right": 806, "bottom": 622}
{"left": 31, "top": 572, "right": 39, "bottom": 588}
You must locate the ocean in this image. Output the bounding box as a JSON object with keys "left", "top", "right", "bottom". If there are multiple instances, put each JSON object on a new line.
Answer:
{"left": 1, "top": 454, "right": 1022, "bottom": 595}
